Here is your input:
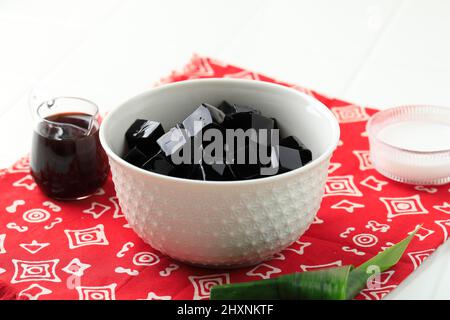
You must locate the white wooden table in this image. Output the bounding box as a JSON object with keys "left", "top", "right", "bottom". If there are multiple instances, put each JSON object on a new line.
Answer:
{"left": 1, "top": 0, "right": 449, "bottom": 299}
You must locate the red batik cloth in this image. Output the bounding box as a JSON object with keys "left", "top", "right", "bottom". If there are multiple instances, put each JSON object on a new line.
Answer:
{"left": 0, "top": 55, "right": 449, "bottom": 300}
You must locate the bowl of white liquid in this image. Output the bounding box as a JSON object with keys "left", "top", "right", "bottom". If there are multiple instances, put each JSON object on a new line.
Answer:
{"left": 367, "top": 105, "right": 450, "bottom": 185}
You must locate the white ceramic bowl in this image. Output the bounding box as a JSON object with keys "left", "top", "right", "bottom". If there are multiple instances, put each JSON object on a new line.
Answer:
{"left": 100, "top": 79, "right": 340, "bottom": 267}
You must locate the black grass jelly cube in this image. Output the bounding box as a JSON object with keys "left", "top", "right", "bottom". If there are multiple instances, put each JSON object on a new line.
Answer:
{"left": 125, "top": 119, "right": 164, "bottom": 156}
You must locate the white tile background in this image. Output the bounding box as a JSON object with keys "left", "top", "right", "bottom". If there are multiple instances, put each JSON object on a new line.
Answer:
{"left": 0, "top": 0, "right": 449, "bottom": 299}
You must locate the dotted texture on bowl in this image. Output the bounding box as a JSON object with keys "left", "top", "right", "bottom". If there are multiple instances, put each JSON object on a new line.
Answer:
{"left": 110, "top": 157, "right": 329, "bottom": 267}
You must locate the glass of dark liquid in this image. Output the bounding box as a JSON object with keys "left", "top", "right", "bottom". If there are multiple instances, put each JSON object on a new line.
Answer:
{"left": 30, "top": 97, "right": 109, "bottom": 200}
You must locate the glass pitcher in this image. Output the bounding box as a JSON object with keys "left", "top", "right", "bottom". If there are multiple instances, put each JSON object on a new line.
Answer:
{"left": 30, "top": 95, "right": 109, "bottom": 200}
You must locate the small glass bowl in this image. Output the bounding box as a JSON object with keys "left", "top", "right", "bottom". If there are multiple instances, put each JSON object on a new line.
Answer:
{"left": 366, "top": 105, "right": 450, "bottom": 185}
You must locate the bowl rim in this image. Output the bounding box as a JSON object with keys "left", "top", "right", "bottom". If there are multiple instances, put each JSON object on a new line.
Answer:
{"left": 100, "top": 78, "right": 340, "bottom": 186}
{"left": 366, "top": 104, "right": 450, "bottom": 155}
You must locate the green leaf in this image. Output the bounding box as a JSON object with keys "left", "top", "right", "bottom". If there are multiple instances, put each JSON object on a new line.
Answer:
{"left": 357, "top": 228, "right": 417, "bottom": 273}
{"left": 210, "top": 228, "right": 418, "bottom": 300}
{"left": 210, "top": 266, "right": 352, "bottom": 300}
{"left": 277, "top": 266, "right": 352, "bottom": 300}
{"left": 345, "top": 227, "right": 419, "bottom": 299}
